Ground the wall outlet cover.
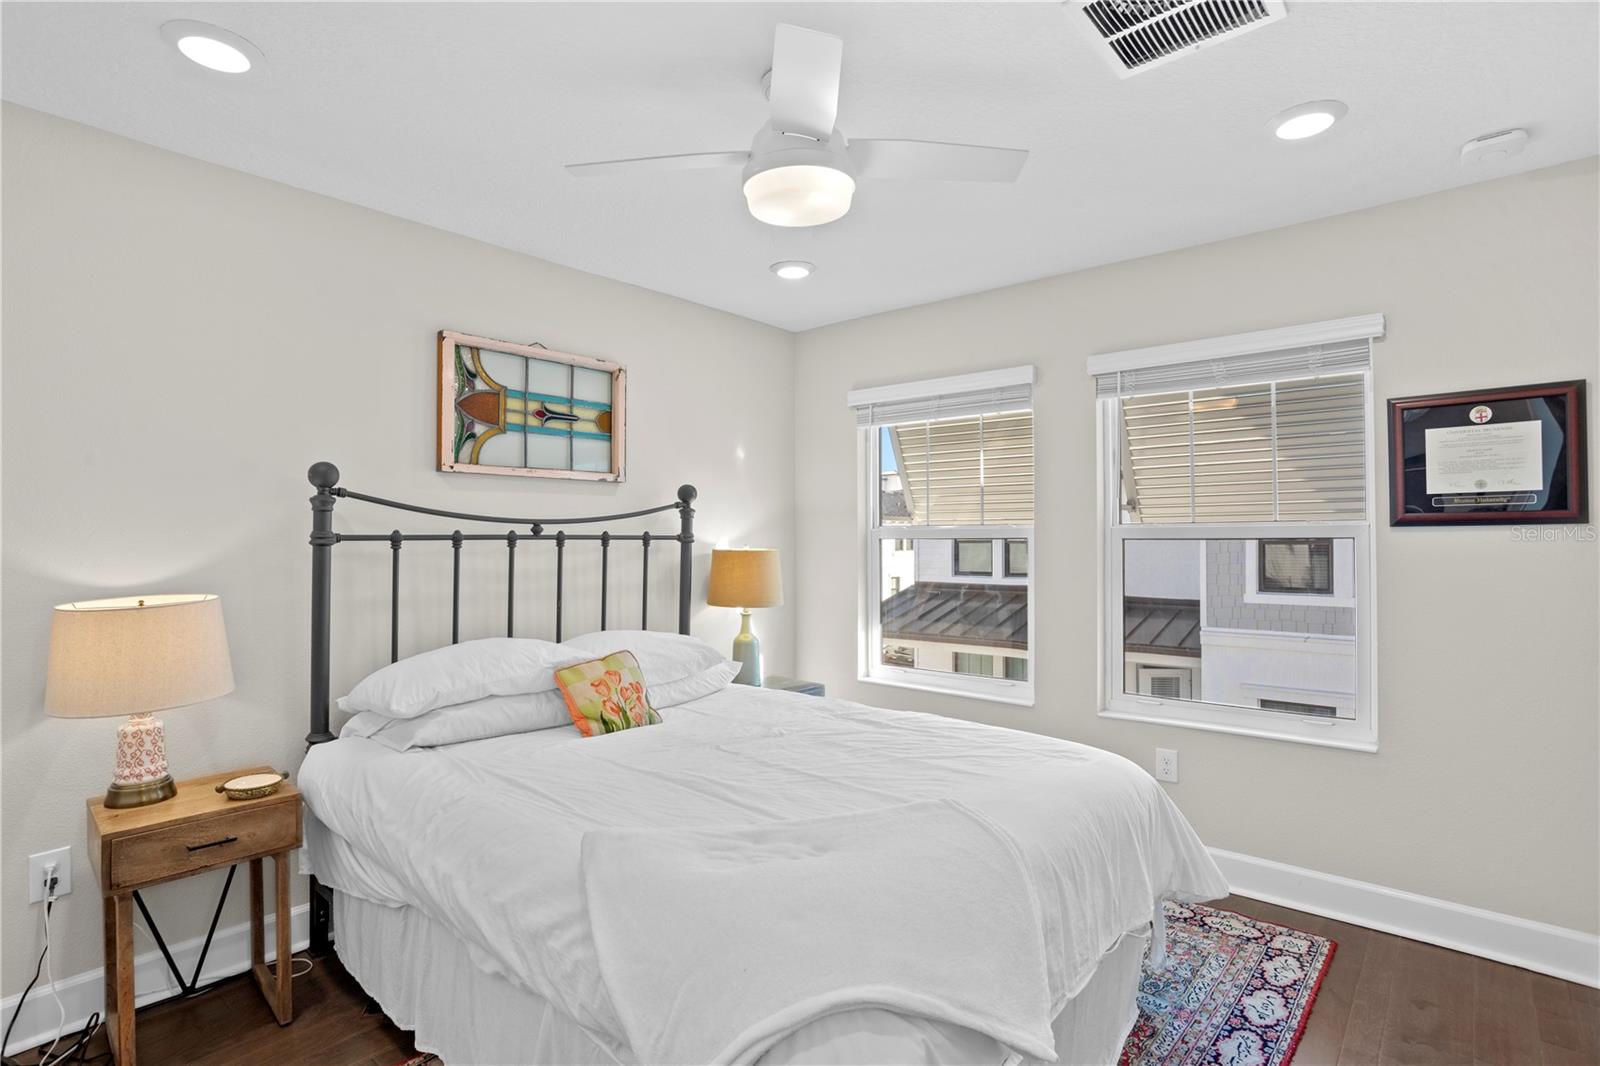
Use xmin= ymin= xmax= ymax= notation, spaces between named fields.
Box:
xmin=1155 ymin=748 xmax=1179 ymax=783
xmin=28 ymin=846 xmax=71 ymax=903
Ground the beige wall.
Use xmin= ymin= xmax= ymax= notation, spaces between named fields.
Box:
xmin=794 ymin=158 xmax=1600 ymax=934
xmin=1 ymin=105 xmax=796 ymax=994
xmin=3 ymin=100 xmax=1596 ymax=1013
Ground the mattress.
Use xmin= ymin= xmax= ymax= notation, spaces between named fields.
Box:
xmin=333 ymin=889 xmax=1151 ymax=1066
xmin=300 ymin=684 xmax=1227 ymax=1063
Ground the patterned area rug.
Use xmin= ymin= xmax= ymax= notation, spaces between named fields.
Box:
xmin=1120 ymin=902 xmax=1336 ymax=1066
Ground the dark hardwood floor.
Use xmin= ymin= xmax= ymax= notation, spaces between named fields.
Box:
xmin=18 ymin=895 xmax=1597 ymax=1065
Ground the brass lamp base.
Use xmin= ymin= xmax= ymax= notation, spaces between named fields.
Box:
xmin=105 ymin=774 xmax=176 ymax=809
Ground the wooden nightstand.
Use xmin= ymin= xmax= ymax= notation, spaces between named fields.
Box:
xmin=87 ymin=767 xmax=303 ymax=1066
xmin=763 ymin=675 xmax=826 ymax=697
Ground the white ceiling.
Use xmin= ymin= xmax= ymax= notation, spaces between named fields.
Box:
xmin=4 ymin=2 xmax=1596 ymax=331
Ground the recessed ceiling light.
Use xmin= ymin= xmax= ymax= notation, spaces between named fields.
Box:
xmin=770 ymin=260 xmax=814 ymax=281
xmin=160 ymin=20 xmax=263 ymax=75
xmin=1271 ymin=100 xmax=1348 ymax=141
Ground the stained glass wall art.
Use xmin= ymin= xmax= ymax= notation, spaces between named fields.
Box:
xmin=438 ymin=330 xmax=626 ymax=481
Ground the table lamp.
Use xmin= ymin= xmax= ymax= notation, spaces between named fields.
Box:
xmin=706 ymin=548 xmax=782 ymax=686
xmin=45 ymin=594 xmax=234 ymax=808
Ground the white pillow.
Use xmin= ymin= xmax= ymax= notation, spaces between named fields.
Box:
xmin=559 ymin=630 xmax=731 ymax=691
xmin=648 ymin=660 xmax=740 ymax=708
xmin=338 ymin=637 xmax=566 ymax=719
xmin=341 ymin=690 xmax=571 ymax=750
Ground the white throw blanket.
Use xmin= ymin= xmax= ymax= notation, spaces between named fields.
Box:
xmin=582 ymin=800 xmax=1059 ymax=1066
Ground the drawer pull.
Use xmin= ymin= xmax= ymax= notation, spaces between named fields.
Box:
xmin=186 ymin=836 xmax=238 ymax=853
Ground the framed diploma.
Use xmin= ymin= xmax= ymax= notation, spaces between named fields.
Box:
xmin=1388 ymin=380 xmax=1587 ymax=526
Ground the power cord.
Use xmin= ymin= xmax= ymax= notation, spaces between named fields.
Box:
xmin=1 ymin=868 xmax=310 ymax=1066
xmin=1 ymin=871 xmax=108 ymax=1066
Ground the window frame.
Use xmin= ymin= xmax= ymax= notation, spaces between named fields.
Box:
xmin=1004 ymin=539 xmax=1029 ymax=578
xmin=1244 ymin=537 xmax=1356 ymax=608
xmin=1096 ymin=368 xmax=1379 ymax=753
xmin=952 ymin=539 xmax=996 ymax=577
xmin=861 ymin=418 xmax=1035 ymax=707
xmin=1256 ymin=538 xmax=1333 ymax=595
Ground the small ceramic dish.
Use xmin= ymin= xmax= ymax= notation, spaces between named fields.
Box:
xmin=215 ymin=771 xmax=289 ymax=801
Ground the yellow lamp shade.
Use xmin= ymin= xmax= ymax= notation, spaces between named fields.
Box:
xmin=45 ymin=594 xmax=235 ymax=718
xmin=706 ymin=549 xmax=783 ymax=609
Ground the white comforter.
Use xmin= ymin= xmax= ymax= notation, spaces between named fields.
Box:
xmin=299 ymin=686 xmax=1227 ymax=1062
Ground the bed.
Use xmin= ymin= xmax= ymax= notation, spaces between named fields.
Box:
xmin=295 ymin=462 xmax=1228 ymax=1065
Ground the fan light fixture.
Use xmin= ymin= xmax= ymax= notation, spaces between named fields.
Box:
xmin=565 ymin=24 xmax=1030 ymax=226
xmin=160 ymin=20 xmax=263 ymax=75
xmin=743 ymin=164 xmax=854 ymax=227
xmin=1271 ymin=100 xmax=1347 ymax=141
xmin=770 ymin=260 xmax=814 ymax=280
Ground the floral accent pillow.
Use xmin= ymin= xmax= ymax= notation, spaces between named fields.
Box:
xmin=554 ymin=651 xmax=662 ymax=737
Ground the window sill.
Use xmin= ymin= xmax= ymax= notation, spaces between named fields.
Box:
xmin=859 ymin=673 xmax=1036 ymax=708
xmin=1098 ymin=703 xmax=1377 ymax=752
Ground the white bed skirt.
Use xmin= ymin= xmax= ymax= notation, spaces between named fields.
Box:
xmin=333 ymin=892 xmax=1148 ymax=1066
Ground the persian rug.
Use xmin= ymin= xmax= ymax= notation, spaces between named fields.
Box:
xmin=389 ymin=1056 xmax=439 ymax=1066
xmin=1120 ymin=902 xmax=1336 ymax=1066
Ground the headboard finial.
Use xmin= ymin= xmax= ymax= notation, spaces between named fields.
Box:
xmin=677 ymin=484 xmax=698 ymax=505
xmin=308 ymin=462 xmax=341 ymax=490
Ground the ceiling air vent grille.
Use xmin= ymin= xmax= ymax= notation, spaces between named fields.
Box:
xmin=1078 ymin=0 xmax=1286 ymax=77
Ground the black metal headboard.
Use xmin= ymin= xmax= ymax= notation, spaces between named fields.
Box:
xmin=304 ymin=461 xmax=697 ymax=747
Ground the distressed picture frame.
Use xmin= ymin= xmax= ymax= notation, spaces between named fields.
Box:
xmin=438 ymin=330 xmax=626 ymax=482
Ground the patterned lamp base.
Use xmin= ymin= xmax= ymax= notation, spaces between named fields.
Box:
xmin=105 ymin=712 xmax=177 ymax=809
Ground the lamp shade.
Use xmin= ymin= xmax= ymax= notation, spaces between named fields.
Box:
xmin=706 ymin=549 xmax=783 ymax=609
xmin=45 ymin=594 xmax=234 ymax=718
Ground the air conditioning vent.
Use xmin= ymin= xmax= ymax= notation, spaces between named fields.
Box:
xmin=1077 ymin=0 xmax=1286 ymax=77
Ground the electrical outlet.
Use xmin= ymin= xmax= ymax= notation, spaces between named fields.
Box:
xmin=28 ymin=847 xmax=71 ymax=903
xmin=1155 ymin=748 xmax=1179 ymax=783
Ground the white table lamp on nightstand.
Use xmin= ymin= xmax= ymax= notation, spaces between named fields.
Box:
xmin=45 ymin=594 xmax=234 ymax=809
xmin=706 ymin=548 xmax=782 ymax=686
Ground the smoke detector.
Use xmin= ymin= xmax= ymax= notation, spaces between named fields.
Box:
xmin=1074 ymin=0 xmax=1287 ymax=77
xmin=1461 ymin=129 xmax=1529 ymax=167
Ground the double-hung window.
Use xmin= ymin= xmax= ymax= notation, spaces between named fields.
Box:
xmin=849 ymin=367 xmax=1035 ymax=704
xmin=1092 ymin=316 xmax=1383 ymax=750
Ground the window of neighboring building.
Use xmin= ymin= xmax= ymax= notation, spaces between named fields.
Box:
xmin=953 ymin=653 xmax=995 ymax=676
xmin=1258 ymin=539 xmax=1332 ymax=594
xmin=953 ymin=540 xmax=994 ymax=576
xmin=1005 ymin=539 xmax=1029 ymax=577
xmin=1092 ymin=316 xmax=1381 ymax=751
xmin=850 ymin=367 xmax=1035 ymax=705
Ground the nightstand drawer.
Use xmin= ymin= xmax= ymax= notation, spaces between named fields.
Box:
xmin=109 ymin=802 xmax=299 ymax=890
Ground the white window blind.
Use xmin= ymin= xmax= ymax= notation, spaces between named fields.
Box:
xmin=849 ymin=366 xmax=1034 ymax=428
xmin=1118 ymin=372 xmax=1368 ymax=523
xmin=1093 ymin=337 xmax=1371 ymax=399
xmin=890 ymin=411 xmax=1035 ymax=525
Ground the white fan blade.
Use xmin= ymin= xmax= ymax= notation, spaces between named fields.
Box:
xmin=768 ymin=24 xmax=842 ymax=140
xmin=849 ymin=139 xmax=1029 ymax=183
xmin=565 ymin=151 xmax=749 ymax=178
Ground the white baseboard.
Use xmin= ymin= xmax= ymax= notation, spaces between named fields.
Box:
xmin=1211 ymin=848 xmax=1600 ymax=988
xmin=1 ymin=904 xmax=309 ymax=1057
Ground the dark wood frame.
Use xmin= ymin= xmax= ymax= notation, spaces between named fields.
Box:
xmin=301 ymin=461 xmax=696 ymax=951
xmin=1387 ymin=380 xmax=1587 ymax=526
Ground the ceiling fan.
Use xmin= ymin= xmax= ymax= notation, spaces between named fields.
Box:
xmin=565 ymin=24 xmax=1029 ymax=228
